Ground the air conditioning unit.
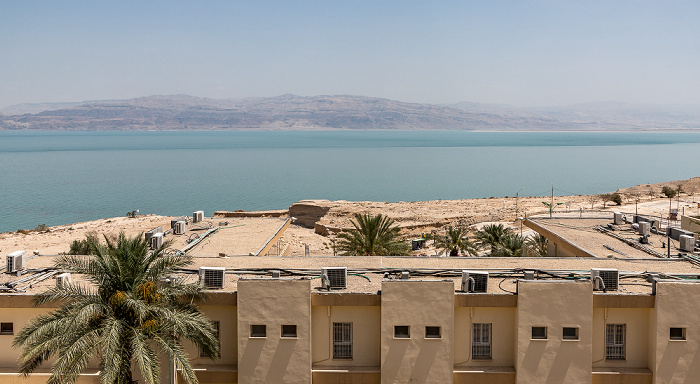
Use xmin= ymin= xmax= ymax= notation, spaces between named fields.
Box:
xmin=400 ymin=271 xmax=410 ymax=280
xmin=639 ymin=222 xmax=650 ymax=236
xmin=149 ymin=233 xmax=163 ymax=250
xmin=55 ymin=272 xmax=71 ymax=287
xmin=462 ymin=270 xmax=488 ymax=293
xmin=193 ymin=211 xmax=204 ymax=223
xmin=145 ymin=226 xmax=163 ymax=241
xmin=613 ymin=212 xmax=623 ymax=225
xmin=6 ymin=251 xmax=25 ymax=273
xmin=591 ymin=268 xmax=619 ymax=291
xmin=199 ymin=267 xmax=226 ymax=289
xmin=171 ymin=216 xmax=187 ymax=230
xmin=523 ymin=270 xmax=535 ymax=280
xmin=680 ymin=235 xmax=695 ymax=252
xmin=174 ymin=221 xmax=186 ymax=235
xmin=321 ymin=267 xmax=347 ymax=290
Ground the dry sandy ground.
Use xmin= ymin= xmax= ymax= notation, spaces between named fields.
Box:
xmin=2 ymin=178 xmax=698 ymax=257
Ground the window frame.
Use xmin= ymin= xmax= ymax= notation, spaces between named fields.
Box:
xmin=281 ymin=324 xmax=297 ymax=338
xmin=394 ymin=325 xmax=410 ymax=339
xmin=531 ymin=326 xmax=547 ymax=340
xmin=670 ymin=327 xmax=686 ymax=341
xmin=425 ymin=326 xmax=442 ymax=339
xmin=333 ymin=322 xmax=353 ymax=359
xmin=605 ymin=324 xmax=626 ymax=360
xmin=200 ymin=321 xmax=220 ymax=358
xmin=563 ymin=327 xmax=579 ymax=340
xmin=472 ymin=323 xmax=492 ymax=360
xmin=0 ymin=323 xmax=13 ymax=335
xmin=250 ymin=324 xmax=266 ymax=338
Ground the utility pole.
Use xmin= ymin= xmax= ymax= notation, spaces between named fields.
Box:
xmin=516 ymin=187 xmax=525 ymax=218
xmin=550 ymin=184 xmax=554 ymax=218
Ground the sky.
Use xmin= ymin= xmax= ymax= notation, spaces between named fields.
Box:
xmin=2 ymin=0 xmax=700 ymax=109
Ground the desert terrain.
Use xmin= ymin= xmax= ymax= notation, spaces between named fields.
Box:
xmin=1 ymin=177 xmax=699 ymax=258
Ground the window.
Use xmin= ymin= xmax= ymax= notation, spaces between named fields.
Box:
xmin=563 ymin=327 xmax=579 ymax=340
xmin=425 ymin=326 xmax=441 ymax=339
xmin=394 ymin=326 xmax=410 ymax=338
xmin=250 ymin=324 xmax=266 ymax=338
xmin=670 ymin=327 xmax=686 ymax=341
xmin=531 ymin=326 xmax=547 ymax=340
xmin=606 ymin=324 xmax=626 ymax=360
xmin=333 ymin=322 xmax=353 ymax=359
xmin=281 ymin=324 xmax=297 ymax=338
xmin=472 ymin=323 xmax=492 ymax=359
xmin=200 ymin=321 xmax=219 ymax=358
xmin=0 ymin=323 xmax=13 ymax=335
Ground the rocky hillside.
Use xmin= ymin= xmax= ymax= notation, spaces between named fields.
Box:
xmin=2 ymin=94 xmax=700 ymax=131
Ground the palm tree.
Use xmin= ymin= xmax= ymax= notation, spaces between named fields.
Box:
xmin=525 ymin=234 xmax=549 ymax=256
xmin=475 ymin=224 xmax=513 ymax=254
xmin=492 ymin=233 xmax=524 ymax=257
xmin=433 ymin=226 xmax=477 ymax=256
xmin=336 ymin=213 xmax=411 ymax=256
xmin=14 ymin=233 xmax=220 ymax=384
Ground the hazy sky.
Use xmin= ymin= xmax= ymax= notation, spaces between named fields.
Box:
xmin=2 ymin=1 xmax=700 ymax=108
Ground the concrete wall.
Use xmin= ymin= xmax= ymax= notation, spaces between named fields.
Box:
xmin=516 ymin=280 xmax=593 ymax=384
xmin=381 ymin=280 xmax=454 ymax=384
xmin=592 ymin=308 xmax=650 ymax=369
xmin=652 ymin=282 xmax=700 ymax=383
xmin=311 ymin=305 xmax=381 ymax=368
xmin=681 ymin=215 xmax=700 ymax=241
xmin=454 ymin=307 xmax=516 ymax=367
xmin=237 ymin=278 xmax=311 ymax=384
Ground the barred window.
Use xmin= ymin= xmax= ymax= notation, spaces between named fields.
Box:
xmin=333 ymin=322 xmax=353 ymax=359
xmin=200 ymin=321 xmax=220 ymax=358
xmin=472 ymin=323 xmax=492 ymax=359
xmin=606 ymin=324 xmax=626 ymax=360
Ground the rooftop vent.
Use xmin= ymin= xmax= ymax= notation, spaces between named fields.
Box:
xmin=462 ymin=270 xmax=488 ymax=293
xmin=199 ymin=267 xmax=225 ymax=289
xmin=321 ymin=267 xmax=347 ymax=290
xmin=6 ymin=251 xmax=25 ymax=273
xmin=591 ymin=268 xmax=619 ymax=291
xmin=193 ymin=211 xmax=204 ymax=223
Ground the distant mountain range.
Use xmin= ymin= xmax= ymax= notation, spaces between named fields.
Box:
xmin=2 ymin=94 xmax=700 ymax=131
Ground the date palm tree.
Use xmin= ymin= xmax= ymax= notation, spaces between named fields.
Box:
xmin=433 ymin=226 xmax=477 ymax=256
xmin=525 ymin=233 xmax=549 ymax=256
xmin=13 ymin=233 xmax=219 ymax=384
xmin=475 ymin=223 xmax=513 ymax=255
xmin=492 ymin=233 xmax=524 ymax=257
xmin=336 ymin=213 xmax=411 ymax=256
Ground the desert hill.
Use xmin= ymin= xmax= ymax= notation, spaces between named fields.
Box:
xmin=2 ymin=94 xmax=700 ymax=131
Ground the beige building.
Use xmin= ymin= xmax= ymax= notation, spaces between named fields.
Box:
xmin=2 ymin=215 xmax=700 ymax=383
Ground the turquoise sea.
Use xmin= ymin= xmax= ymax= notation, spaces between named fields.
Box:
xmin=1 ymin=130 xmax=699 ymax=233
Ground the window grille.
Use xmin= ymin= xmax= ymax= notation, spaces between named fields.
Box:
xmin=472 ymin=323 xmax=492 ymax=359
xmin=606 ymin=324 xmax=625 ymax=360
xmin=200 ymin=321 xmax=219 ymax=358
xmin=333 ymin=322 xmax=353 ymax=359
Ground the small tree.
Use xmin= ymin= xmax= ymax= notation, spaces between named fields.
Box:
xmin=662 ymin=186 xmax=677 ymax=199
xmin=336 ymin=213 xmax=411 ymax=256
xmin=433 ymin=226 xmax=477 ymax=256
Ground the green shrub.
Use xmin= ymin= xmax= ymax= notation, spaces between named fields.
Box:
xmin=662 ymin=186 xmax=677 ymax=198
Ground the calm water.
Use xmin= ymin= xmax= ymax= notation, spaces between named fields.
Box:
xmin=1 ymin=130 xmax=699 ymax=233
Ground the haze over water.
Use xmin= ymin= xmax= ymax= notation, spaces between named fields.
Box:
xmin=1 ymin=130 xmax=699 ymax=233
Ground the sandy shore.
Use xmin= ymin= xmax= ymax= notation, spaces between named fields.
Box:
xmin=2 ymin=177 xmax=698 ymax=257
